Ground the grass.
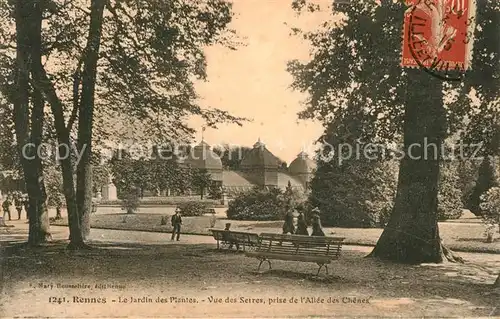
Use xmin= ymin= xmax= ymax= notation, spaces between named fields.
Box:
xmin=50 ymin=213 xmax=500 ymax=253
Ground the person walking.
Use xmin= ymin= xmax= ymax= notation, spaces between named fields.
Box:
xmin=295 ymin=211 xmax=309 ymax=236
xmin=2 ymin=195 xmax=12 ymax=221
xmin=23 ymin=194 xmax=29 ymax=220
xmin=311 ymin=207 xmax=325 ymax=237
xmin=171 ymin=207 xmax=182 ymax=241
xmin=14 ymin=193 xmax=23 ymax=220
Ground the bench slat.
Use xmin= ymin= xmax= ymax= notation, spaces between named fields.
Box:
xmin=246 ymin=252 xmax=335 ymax=263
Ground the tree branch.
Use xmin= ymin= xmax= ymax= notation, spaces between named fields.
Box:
xmin=67 ymin=54 xmax=85 ymax=132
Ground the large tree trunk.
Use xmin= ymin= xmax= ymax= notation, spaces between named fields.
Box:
xmin=369 ymin=70 xmax=461 ymax=264
xmin=76 ymin=0 xmax=106 ymax=240
xmin=29 ymin=0 xmax=51 ymax=242
xmin=13 ymin=0 xmax=51 ymax=245
xmin=31 ymin=57 xmax=85 ymax=249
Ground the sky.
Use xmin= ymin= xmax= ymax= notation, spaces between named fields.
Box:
xmin=190 ymin=0 xmax=331 ymax=164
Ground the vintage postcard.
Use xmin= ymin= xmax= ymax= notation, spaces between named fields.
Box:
xmin=0 ymin=0 xmax=499 ymax=318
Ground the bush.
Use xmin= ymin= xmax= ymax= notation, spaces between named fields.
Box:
xmin=226 ymin=187 xmax=286 ymax=221
xmin=480 ymin=187 xmax=500 ymax=242
xmin=309 ymin=159 xmax=397 ymax=228
xmin=468 ymin=156 xmax=498 ymax=216
xmin=177 ymin=202 xmax=208 ymax=217
xmin=121 ymin=187 xmax=140 ymax=214
xmin=207 ymin=184 xmax=222 ymax=200
xmin=437 ymin=161 xmax=464 ymax=221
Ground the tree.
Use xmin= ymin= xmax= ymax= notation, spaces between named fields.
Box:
xmin=75 ymin=0 xmax=106 ymax=241
xmin=213 ymin=144 xmax=252 ymax=169
xmin=9 ymin=0 xmax=52 ymax=244
xmin=480 ymin=186 xmax=500 ymax=242
xmin=460 ymin=0 xmax=500 ymax=215
xmin=307 ymin=110 xmax=398 ymax=228
xmin=213 ymin=144 xmax=287 ymax=169
xmin=457 ymin=159 xmax=481 ymax=210
xmin=1 ymin=0 xmax=245 ymax=248
xmin=288 ymin=0 xmax=498 ymax=262
xmin=437 ymin=161 xmax=464 ymax=221
xmin=190 ymin=168 xmax=212 ymax=199
xmin=469 ymin=156 xmax=499 ymax=216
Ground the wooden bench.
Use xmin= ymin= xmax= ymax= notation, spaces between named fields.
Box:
xmin=245 ymin=233 xmax=345 ymax=275
xmin=209 ymin=229 xmax=259 ymax=251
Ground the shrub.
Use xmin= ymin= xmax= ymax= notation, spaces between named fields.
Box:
xmin=226 ymin=187 xmax=286 ymax=221
xmin=309 ymin=159 xmax=397 ymax=228
xmin=480 ymin=187 xmax=500 ymax=242
xmin=207 ymin=184 xmax=222 ymax=200
xmin=437 ymin=161 xmax=464 ymax=221
xmin=468 ymin=156 xmax=498 ymax=216
xmin=121 ymin=187 xmax=140 ymax=214
xmin=177 ymin=202 xmax=207 ymax=217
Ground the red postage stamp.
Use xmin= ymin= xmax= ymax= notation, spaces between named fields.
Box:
xmin=401 ymin=0 xmax=476 ymax=73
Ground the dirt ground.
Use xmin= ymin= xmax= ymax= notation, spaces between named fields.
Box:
xmin=1 ymin=223 xmax=499 ymax=318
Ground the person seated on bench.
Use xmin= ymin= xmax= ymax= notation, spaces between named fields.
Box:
xmin=311 ymin=207 xmax=325 ymax=237
xmin=223 ymin=223 xmax=240 ymax=250
xmin=295 ymin=211 xmax=309 ymax=236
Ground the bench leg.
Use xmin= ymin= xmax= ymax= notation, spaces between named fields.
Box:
xmin=317 ymin=264 xmax=328 ymax=276
xmin=257 ymin=259 xmax=272 ymax=271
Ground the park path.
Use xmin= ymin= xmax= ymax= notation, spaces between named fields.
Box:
xmin=2 ymin=220 xmax=499 ymax=266
xmin=0 ymin=220 xmax=372 ymax=253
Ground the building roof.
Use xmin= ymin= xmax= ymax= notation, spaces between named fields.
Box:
xmin=222 ymin=171 xmax=254 ymax=187
xmin=240 ymin=138 xmax=280 ymax=169
xmin=185 ymin=141 xmax=223 ymax=170
xmin=221 ymin=171 xmax=255 ymax=195
xmin=289 ymin=151 xmax=316 ymax=174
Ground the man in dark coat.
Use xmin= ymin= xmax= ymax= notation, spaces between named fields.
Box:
xmin=171 ymin=207 xmax=182 ymax=241
xmin=14 ymin=193 xmax=23 ymax=220
xmin=2 ymin=195 xmax=12 ymax=221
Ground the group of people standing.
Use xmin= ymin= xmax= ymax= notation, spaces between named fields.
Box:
xmin=282 ymin=205 xmax=325 ymax=237
xmin=1 ymin=192 xmax=29 ymax=221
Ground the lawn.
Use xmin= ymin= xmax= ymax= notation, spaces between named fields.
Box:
xmin=1 ymin=231 xmax=499 ymax=318
xmin=50 ymin=213 xmax=500 ymax=253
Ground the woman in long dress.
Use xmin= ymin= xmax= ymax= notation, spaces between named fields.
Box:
xmin=295 ymin=212 xmax=309 ymax=236
xmin=311 ymin=207 xmax=325 ymax=237
xmin=282 ymin=208 xmax=295 ymax=235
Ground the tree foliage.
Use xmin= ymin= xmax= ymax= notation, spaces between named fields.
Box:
xmin=480 ymin=186 xmax=500 ymax=241
xmin=190 ymin=168 xmax=212 ymax=199
xmin=227 ymin=187 xmax=287 ymax=221
xmin=469 ymin=156 xmax=499 ymax=216
xmin=288 ymin=0 xmax=498 ymax=263
xmin=438 ymin=161 xmax=464 ymax=221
